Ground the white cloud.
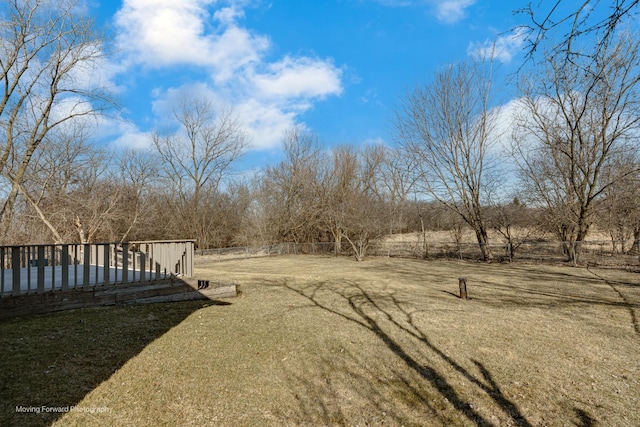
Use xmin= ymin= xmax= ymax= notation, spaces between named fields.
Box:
xmin=433 ymin=0 xmax=476 ymax=24
xmin=110 ymin=127 xmax=155 ymax=150
xmin=149 ymin=83 xmax=306 ymax=151
xmin=114 ymin=0 xmax=269 ymax=78
xmin=94 ymin=114 xmax=155 ymax=150
xmin=372 ymin=0 xmax=475 ymax=23
xmin=150 ymin=83 xmax=226 ymax=123
xmin=112 ymin=0 xmax=343 ymax=151
xmin=468 ymin=27 xmax=529 ymax=64
xmin=68 ymin=53 xmax=127 ymax=97
xmin=251 ymin=56 xmax=343 ymax=99
xmin=236 ymin=99 xmax=300 ymax=149
xmin=213 ymin=5 xmax=245 ymax=25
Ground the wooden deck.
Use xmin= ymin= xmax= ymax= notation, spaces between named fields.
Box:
xmin=0 ymin=240 xmax=238 ymax=318
xmin=0 ymin=240 xmax=195 ymax=297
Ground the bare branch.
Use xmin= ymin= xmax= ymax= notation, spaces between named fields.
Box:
xmin=0 ymin=0 xmax=116 ymax=239
xmin=394 ymin=58 xmax=500 ymax=260
xmin=512 ymin=31 xmax=640 ymax=263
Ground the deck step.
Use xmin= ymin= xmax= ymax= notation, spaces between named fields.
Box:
xmin=0 ymin=279 xmax=236 ymax=319
xmin=130 ymin=285 xmax=237 ymax=304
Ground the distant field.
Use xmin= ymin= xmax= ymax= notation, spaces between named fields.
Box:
xmin=1 ymin=256 xmax=639 ymax=426
xmin=381 ymin=228 xmax=613 ymax=244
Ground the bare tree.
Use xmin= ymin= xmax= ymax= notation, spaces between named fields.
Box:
xmin=320 ymin=145 xmax=388 ymax=261
xmin=487 ymin=197 xmax=540 ymax=261
xmin=597 ymin=159 xmax=640 ymax=253
xmin=256 ymin=131 xmax=390 ymax=260
xmin=394 ymin=59 xmax=501 ymax=260
xmin=258 ymin=127 xmax=323 ymax=244
xmin=370 ymin=145 xmax=417 ymax=235
xmin=519 ymin=0 xmax=639 ymax=64
xmin=512 ymin=32 xmax=640 ymax=264
xmin=0 ymin=0 xmax=114 ymax=240
xmin=152 ymin=95 xmax=247 ymax=248
xmin=0 ymin=122 xmax=121 ymax=244
xmin=114 ymin=149 xmax=161 ymax=242
xmin=319 ymin=145 xmax=357 ymax=254
xmin=11 ymin=126 xmax=91 ymax=243
xmin=229 ymin=179 xmax=262 ymax=247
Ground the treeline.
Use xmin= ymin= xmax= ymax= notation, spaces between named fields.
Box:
xmin=5 ymin=122 xmax=639 ymax=264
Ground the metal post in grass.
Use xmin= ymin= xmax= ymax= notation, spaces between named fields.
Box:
xmin=458 ymin=277 xmax=468 ymax=299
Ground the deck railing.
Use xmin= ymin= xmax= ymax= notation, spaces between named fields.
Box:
xmin=0 ymin=240 xmax=195 ymax=297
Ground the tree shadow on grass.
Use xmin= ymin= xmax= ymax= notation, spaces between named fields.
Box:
xmin=459 ymin=267 xmax=640 ymax=340
xmin=0 ymin=299 xmax=216 ymax=427
xmin=280 ymin=279 xmax=534 ymax=426
xmin=586 ymin=266 xmax=640 ymax=338
xmin=280 ymin=343 xmax=451 ymax=426
xmin=574 ymin=408 xmax=597 ymax=427
xmin=370 ymin=259 xmax=640 ymax=339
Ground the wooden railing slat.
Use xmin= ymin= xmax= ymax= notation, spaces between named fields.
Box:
xmin=0 ymin=240 xmax=194 ymax=297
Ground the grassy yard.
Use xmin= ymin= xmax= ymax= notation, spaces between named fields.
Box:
xmin=1 ymin=255 xmax=639 ymax=426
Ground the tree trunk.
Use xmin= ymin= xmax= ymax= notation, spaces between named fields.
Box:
xmin=0 ymin=185 xmax=20 ymax=241
xmin=474 ymin=226 xmax=493 ymax=261
xmin=75 ymin=216 xmax=88 ymax=244
xmin=558 ymin=224 xmax=575 ymax=261
xmin=333 ymin=227 xmax=343 ymax=255
xmin=342 ymin=232 xmax=367 ymax=262
xmin=418 ymin=208 xmax=429 ymax=259
xmin=566 ymin=222 xmax=590 ymax=266
xmin=14 ymin=182 xmax=63 ymax=244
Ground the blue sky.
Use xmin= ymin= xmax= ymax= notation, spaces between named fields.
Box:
xmin=91 ymin=0 xmax=530 ymax=169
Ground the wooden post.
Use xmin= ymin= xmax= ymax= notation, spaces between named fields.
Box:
xmin=37 ymin=245 xmax=45 ymax=293
xmin=122 ymin=243 xmax=129 ymax=284
xmin=83 ymin=244 xmax=91 ymax=288
xmin=12 ymin=246 xmax=21 ymax=296
xmin=61 ymin=245 xmax=69 ymax=292
xmin=140 ymin=252 xmax=146 ymax=282
xmin=458 ymin=277 xmax=468 ymax=299
xmin=103 ymin=244 xmax=111 ymax=285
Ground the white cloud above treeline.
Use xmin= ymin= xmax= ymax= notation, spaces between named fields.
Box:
xmin=467 ymin=27 xmax=528 ymax=64
xmin=112 ymin=0 xmax=344 ymax=150
xmin=372 ymin=0 xmax=476 ymax=23
xmin=433 ymin=0 xmax=476 ymax=24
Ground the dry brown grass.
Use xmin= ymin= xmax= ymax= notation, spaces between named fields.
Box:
xmin=2 ymin=255 xmax=639 ymax=426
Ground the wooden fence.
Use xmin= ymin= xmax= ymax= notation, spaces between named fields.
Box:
xmin=0 ymin=240 xmax=195 ymax=297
